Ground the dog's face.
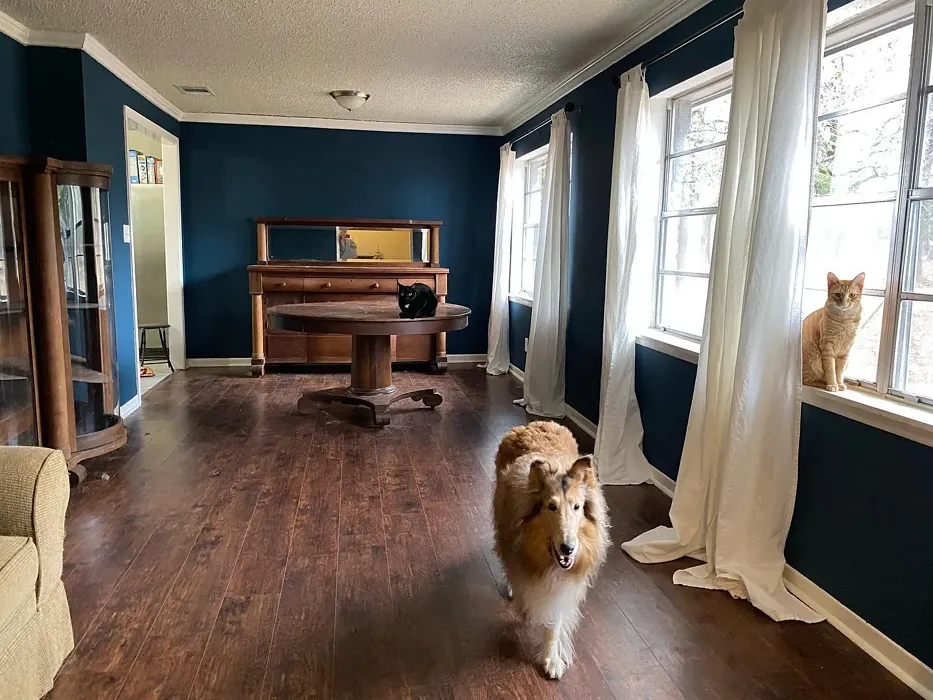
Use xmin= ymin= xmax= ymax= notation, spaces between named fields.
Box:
xmin=528 ymin=456 xmax=595 ymax=570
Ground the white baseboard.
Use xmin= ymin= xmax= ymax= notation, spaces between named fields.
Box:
xmin=566 ymin=405 xmax=597 ymax=438
xmin=447 ymin=354 xmax=486 ymax=364
xmin=506 ymin=363 xmax=599 ymax=440
xmin=649 ymin=466 xmax=676 ymax=497
xmin=187 ymin=358 xmax=252 ymax=367
xmin=644 ymin=471 xmax=933 ymax=698
xmin=784 ymin=567 xmax=933 ymax=699
xmin=120 ymin=394 xmax=141 ymax=418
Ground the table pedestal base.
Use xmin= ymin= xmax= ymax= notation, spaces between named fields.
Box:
xmin=297 ymin=334 xmax=443 ymax=426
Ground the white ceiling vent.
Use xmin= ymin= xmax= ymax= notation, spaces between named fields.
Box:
xmin=175 ymin=85 xmax=215 ymax=96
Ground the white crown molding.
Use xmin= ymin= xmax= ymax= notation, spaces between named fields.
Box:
xmin=0 ymin=10 xmax=29 ymax=43
xmin=82 ymin=34 xmax=184 ymax=120
xmin=501 ymin=0 xmax=714 ymax=134
xmin=181 ymin=111 xmax=503 ymax=136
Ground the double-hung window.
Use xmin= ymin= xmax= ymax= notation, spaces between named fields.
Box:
xmin=805 ymin=0 xmax=932 ymax=405
xmin=652 ymin=0 xmax=933 ymax=408
xmin=654 ymin=81 xmax=732 ymax=340
xmin=511 ymin=147 xmax=548 ymax=301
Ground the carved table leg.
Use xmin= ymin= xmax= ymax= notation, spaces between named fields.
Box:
xmin=297 ymin=334 xmax=445 ymax=426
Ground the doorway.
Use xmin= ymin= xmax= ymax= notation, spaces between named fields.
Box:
xmin=123 ymin=107 xmax=186 ymax=400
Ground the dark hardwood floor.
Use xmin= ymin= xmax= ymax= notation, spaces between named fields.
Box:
xmin=48 ymin=367 xmax=917 ymax=699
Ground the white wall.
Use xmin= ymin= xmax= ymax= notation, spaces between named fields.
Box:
xmin=128 ymin=130 xmax=168 ymax=325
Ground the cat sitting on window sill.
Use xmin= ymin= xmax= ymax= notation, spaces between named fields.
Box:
xmin=802 ymin=271 xmax=865 ymax=392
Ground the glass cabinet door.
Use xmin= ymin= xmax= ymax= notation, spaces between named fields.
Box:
xmin=58 ymin=183 xmax=120 ymax=437
xmin=0 ymin=178 xmax=38 ymax=446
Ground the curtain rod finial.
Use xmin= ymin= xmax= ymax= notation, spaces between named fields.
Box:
xmin=564 ymin=102 xmax=576 ymax=113
xmin=612 ymin=75 xmax=622 ymax=88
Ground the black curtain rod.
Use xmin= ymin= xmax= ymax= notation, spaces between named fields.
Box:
xmin=511 ymin=102 xmax=576 ymax=143
xmin=612 ymin=8 xmax=743 ymax=88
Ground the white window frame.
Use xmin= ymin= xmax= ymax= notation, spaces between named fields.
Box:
xmin=652 ymin=76 xmax=733 ymax=343
xmin=637 ymin=0 xmax=933 ymax=445
xmin=509 ymin=145 xmax=548 ymax=306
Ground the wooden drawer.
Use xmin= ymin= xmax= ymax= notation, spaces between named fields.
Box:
xmin=305 ymin=277 xmax=396 ymax=294
xmin=397 ymin=278 xmax=435 ymax=289
xmin=307 ymin=334 xmax=352 ymax=363
xmin=395 ymin=334 xmax=433 ymax=362
xmin=266 ymin=334 xmax=308 ymax=362
xmin=263 ymin=276 xmax=304 ymax=292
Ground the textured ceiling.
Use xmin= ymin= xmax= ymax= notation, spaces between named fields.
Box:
xmin=2 ymin=0 xmax=669 ymax=127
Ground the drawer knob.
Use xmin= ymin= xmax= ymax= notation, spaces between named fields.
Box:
xmin=372 ymin=282 xmax=380 ymax=289
xmin=323 ymin=282 xmax=332 ymax=288
xmin=279 ymin=281 xmax=287 ymax=287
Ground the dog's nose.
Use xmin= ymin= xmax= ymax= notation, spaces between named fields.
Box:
xmin=559 ymin=543 xmax=575 ymax=557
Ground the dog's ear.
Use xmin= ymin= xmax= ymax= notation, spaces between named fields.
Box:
xmin=528 ymin=459 xmax=550 ymax=492
xmin=569 ymin=456 xmax=596 ymax=486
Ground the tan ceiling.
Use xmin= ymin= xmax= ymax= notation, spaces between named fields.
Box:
xmin=2 ymin=0 xmax=682 ymax=128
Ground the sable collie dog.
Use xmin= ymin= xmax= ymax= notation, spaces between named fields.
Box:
xmin=493 ymin=421 xmax=609 ymax=680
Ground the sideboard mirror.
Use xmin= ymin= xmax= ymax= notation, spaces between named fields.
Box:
xmin=255 ymin=218 xmax=440 ymax=267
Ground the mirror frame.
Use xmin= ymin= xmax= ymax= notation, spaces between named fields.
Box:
xmin=254 ymin=217 xmax=441 ymax=267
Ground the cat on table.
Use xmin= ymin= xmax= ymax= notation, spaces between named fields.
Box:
xmin=802 ymin=271 xmax=865 ymax=392
xmin=397 ymin=282 xmax=438 ymax=319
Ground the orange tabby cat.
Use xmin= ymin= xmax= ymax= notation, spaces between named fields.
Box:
xmin=802 ymin=272 xmax=865 ymax=392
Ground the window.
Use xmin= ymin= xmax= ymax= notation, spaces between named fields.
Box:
xmin=511 ymin=147 xmax=548 ymax=300
xmin=654 ymin=81 xmax=732 ymax=339
xmin=805 ymin=0 xmax=932 ymax=406
xmin=651 ymin=0 xmax=933 ymax=407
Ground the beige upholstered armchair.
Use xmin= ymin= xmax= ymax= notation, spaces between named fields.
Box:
xmin=0 ymin=447 xmax=74 ymax=699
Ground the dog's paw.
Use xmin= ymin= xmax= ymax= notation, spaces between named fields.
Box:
xmin=538 ymin=649 xmax=567 ymax=680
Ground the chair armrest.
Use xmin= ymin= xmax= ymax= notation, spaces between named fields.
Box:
xmin=0 ymin=447 xmax=70 ymax=602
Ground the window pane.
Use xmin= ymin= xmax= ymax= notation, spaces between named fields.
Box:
xmin=524 ymin=191 xmax=541 ymax=226
xmin=819 ymin=25 xmax=913 ymax=116
xmin=662 ymin=215 xmax=715 ymax=274
xmin=666 ymin=146 xmax=726 ymax=211
xmin=521 ymin=257 xmax=535 ymax=295
xmin=814 ymin=100 xmax=905 ymax=198
xmin=893 ymin=300 xmax=933 ymax=400
xmin=914 ymin=94 xmax=933 ymax=187
xmin=805 ymin=202 xmax=894 ymax=291
xmin=802 ymin=291 xmax=883 ymax=384
xmin=526 ymin=158 xmax=546 ymax=191
xmin=658 ymin=275 xmax=709 ymax=338
xmin=903 ymin=200 xmax=933 ymax=294
xmin=670 ymin=92 xmax=731 ymax=153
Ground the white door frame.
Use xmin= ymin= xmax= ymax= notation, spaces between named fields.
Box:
xmin=123 ymin=106 xmax=187 ymax=407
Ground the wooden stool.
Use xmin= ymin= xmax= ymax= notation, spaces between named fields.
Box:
xmin=138 ymin=324 xmax=174 ymax=372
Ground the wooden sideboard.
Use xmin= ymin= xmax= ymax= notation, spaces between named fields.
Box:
xmin=248 ymin=218 xmax=449 ymax=376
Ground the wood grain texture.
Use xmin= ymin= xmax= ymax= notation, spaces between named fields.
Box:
xmin=43 ymin=367 xmax=921 ymax=700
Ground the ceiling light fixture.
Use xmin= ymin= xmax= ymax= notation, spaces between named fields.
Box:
xmin=330 ymin=90 xmax=371 ymax=112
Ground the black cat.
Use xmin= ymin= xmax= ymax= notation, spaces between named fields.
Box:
xmin=397 ymin=282 xmax=438 ymax=319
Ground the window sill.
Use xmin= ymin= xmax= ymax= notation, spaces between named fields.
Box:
xmin=801 ymin=386 xmax=933 ymax=449
xmin=634 ymin=330 xmax=933 ymax=449
xmin=509 ymin=294 xmax=533 ymax=308
xmin=635 ymin=329 xmax=700 ymax=364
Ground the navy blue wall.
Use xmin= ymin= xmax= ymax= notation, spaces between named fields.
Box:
xmin=504 ymin=0 xmax=748 ymax=422
xmin=503 ymin=0 xmax=933 ymax=673
xmin=508 ymin=301 xmax=531 ymax=371
xmin=26 ymin=47 xmax=87 ymax=160
xmin=179 ymin=122 xmax=499 ymax=359
xmin=4 ymin=44 xmax=180 ymax=406
xmin=0 ymin=33 xmax=29 ymax=155
xmin=789 ymin=405 xmax=933 ymax=667
xmin=81 ymin=54 xmax=180 ymax=406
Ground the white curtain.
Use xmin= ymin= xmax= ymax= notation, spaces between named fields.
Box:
xmin=594 ymin=66 xmax=662 ymax=486
xmin=517 ymin=111 xmax=571 ymax=418
xmin=622 ymin=0 xmax=826 ymax=623
xmin=482 ymin=143 xmax=516 ymax=375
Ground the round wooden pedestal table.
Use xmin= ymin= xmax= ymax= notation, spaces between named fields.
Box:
xmin=267 ymin=301 xmax=471 ymax=426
